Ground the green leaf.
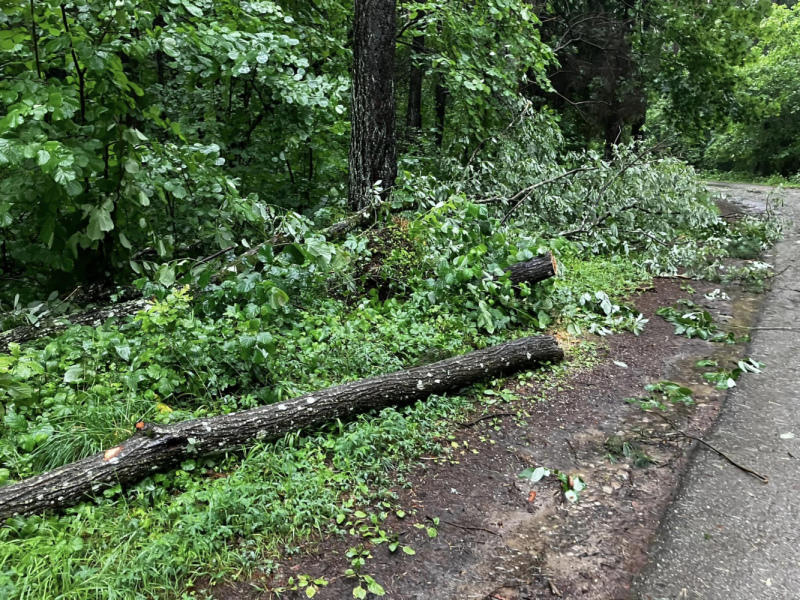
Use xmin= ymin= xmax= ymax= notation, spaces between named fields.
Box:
xmin=63 ymin=364 xmax=83 ymax=383
xmin=519 ymin=466 xmax=549 ymax=482
xmin=402 ymin=545 xmax=416 ymax=555
xmin=158 ymin=266 xmax=176 ymax=287
xmin=4 ymin=412 xmax=28 ymax=432
xmin=0 ymin=374 xmax=33 ymax=401
xmin=268 ymin=287 xmax=289 ymax=310
xmin=124 ymin=158 xmax=140 ymax=174
xmin=305 ymin=238 xmax=333 ymax=265
xmin=353 ymin=585 xmax=366 ymax=599
xmin=365 ymin=577 xmax=385 ymax=596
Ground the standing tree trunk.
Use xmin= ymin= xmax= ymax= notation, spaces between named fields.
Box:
xmin=631 ymin=113 xmax=646 ymax=141
xmin=434 ymin=75 xmax=447 ymax=148
xmin=405 ymin=34 xmax=424 ymax=138
xmin=603 ymin=111 xmax=623 ymax=159
xmin=348 ymin=0 xmax=398 ymax=211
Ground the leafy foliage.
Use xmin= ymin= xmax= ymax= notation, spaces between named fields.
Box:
xmin=656 ymin=300 xmax=730 ymax=341
xmin=696 ymin=357 xmax=764 ymax=390
xmin=626 ymin=381 xmax=695 ymax=411
xmin=703 ymin=4 xmax=800 ymax=177
xmin=518 ymin=465 xmax=587 ymax=503
xmin=0 ymin=0 xmax=787 ymax=597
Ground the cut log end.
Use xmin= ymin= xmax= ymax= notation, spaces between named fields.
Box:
xmin=508 ymin=252 xmax=558 ymax=286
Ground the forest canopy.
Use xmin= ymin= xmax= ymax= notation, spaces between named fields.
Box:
xmin=0 ymin=0 xmax=787 ymax=292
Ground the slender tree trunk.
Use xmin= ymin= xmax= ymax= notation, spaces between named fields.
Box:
xmin=348 ymin=0 xmax=398 ymax=210
xmin=405 ymin=34 xmax=425 ymax=139
xmin=603 ymin=112 xmax=623 ymax=159
xmin=29 ymin=0 xmax=42 ymax=79
xmin=60 ymin=5 xmax=86 ymax=123
xmin=434 ymin=76 xmax=447 ymax=148
xmin=631 ymin=113 xmax=646 ymax=141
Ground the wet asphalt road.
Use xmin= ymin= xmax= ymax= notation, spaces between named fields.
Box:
xmin=636 ymin=183 xmax=800 ymax=600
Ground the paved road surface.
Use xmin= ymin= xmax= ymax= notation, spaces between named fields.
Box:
xmin=636 ymin=183 xmax=800 ymax=599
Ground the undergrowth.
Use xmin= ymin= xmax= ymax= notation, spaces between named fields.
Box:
xmin=0 ymin=132 xmax=784 ymax=598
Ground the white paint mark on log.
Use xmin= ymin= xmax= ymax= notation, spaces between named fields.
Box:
xmin=416 ymin=380 xmax=424 ymax=390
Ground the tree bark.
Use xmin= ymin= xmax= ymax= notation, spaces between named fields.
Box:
xmin=348 ymin=0 xmax=398 ymax=210
xmin=0 ymin=335 xmax=563 ymax=519
xmin=405 ymin=34 xmax=425 ymax=138
xmin=434 ymin=75 xmax=447 ymax=148
xmin=508 ymin=253 xmax=558 ymax=286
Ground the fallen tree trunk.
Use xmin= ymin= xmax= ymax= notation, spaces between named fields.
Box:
xmin=0 ymin=298 xmax=153 ymax=352
xmin=0 ymin=212 xmax=373 ymax=353
xmin=0 ymin=335 xmax=563 ymax=519
xmin=507 ymin=253 xmax=557 ymax=286
xmin=1 ymin=238 xmax=555 ymax=354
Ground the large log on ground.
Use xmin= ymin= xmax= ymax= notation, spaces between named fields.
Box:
xmin=0 ymin=336 xmax=563 ymax=519
xmin=507 ymin=253 xmax=557 ymax=286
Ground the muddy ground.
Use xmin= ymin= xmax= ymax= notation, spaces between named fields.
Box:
xmin=212 ymin=188 xmax=769 ymax=600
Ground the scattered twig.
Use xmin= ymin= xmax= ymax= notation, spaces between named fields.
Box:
xmin=196 ymin=245 xmax=236 ymax=265
xmin=653 ymin=413 xmax=768 ymax=483
xmin=459 ymin=412 xmax=514 ymax=428
xmin=426 ymin=515 xmax=499 ymax=536
xmin=766 ymin=263 xmax=794 ymax=280
xmin=547 ymin=578 xmax=563 ymax=597
xmin=565 ymin=438 xmax=580 ymax=464
xmin=654 ymin=274 xmax=693 ymax=280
